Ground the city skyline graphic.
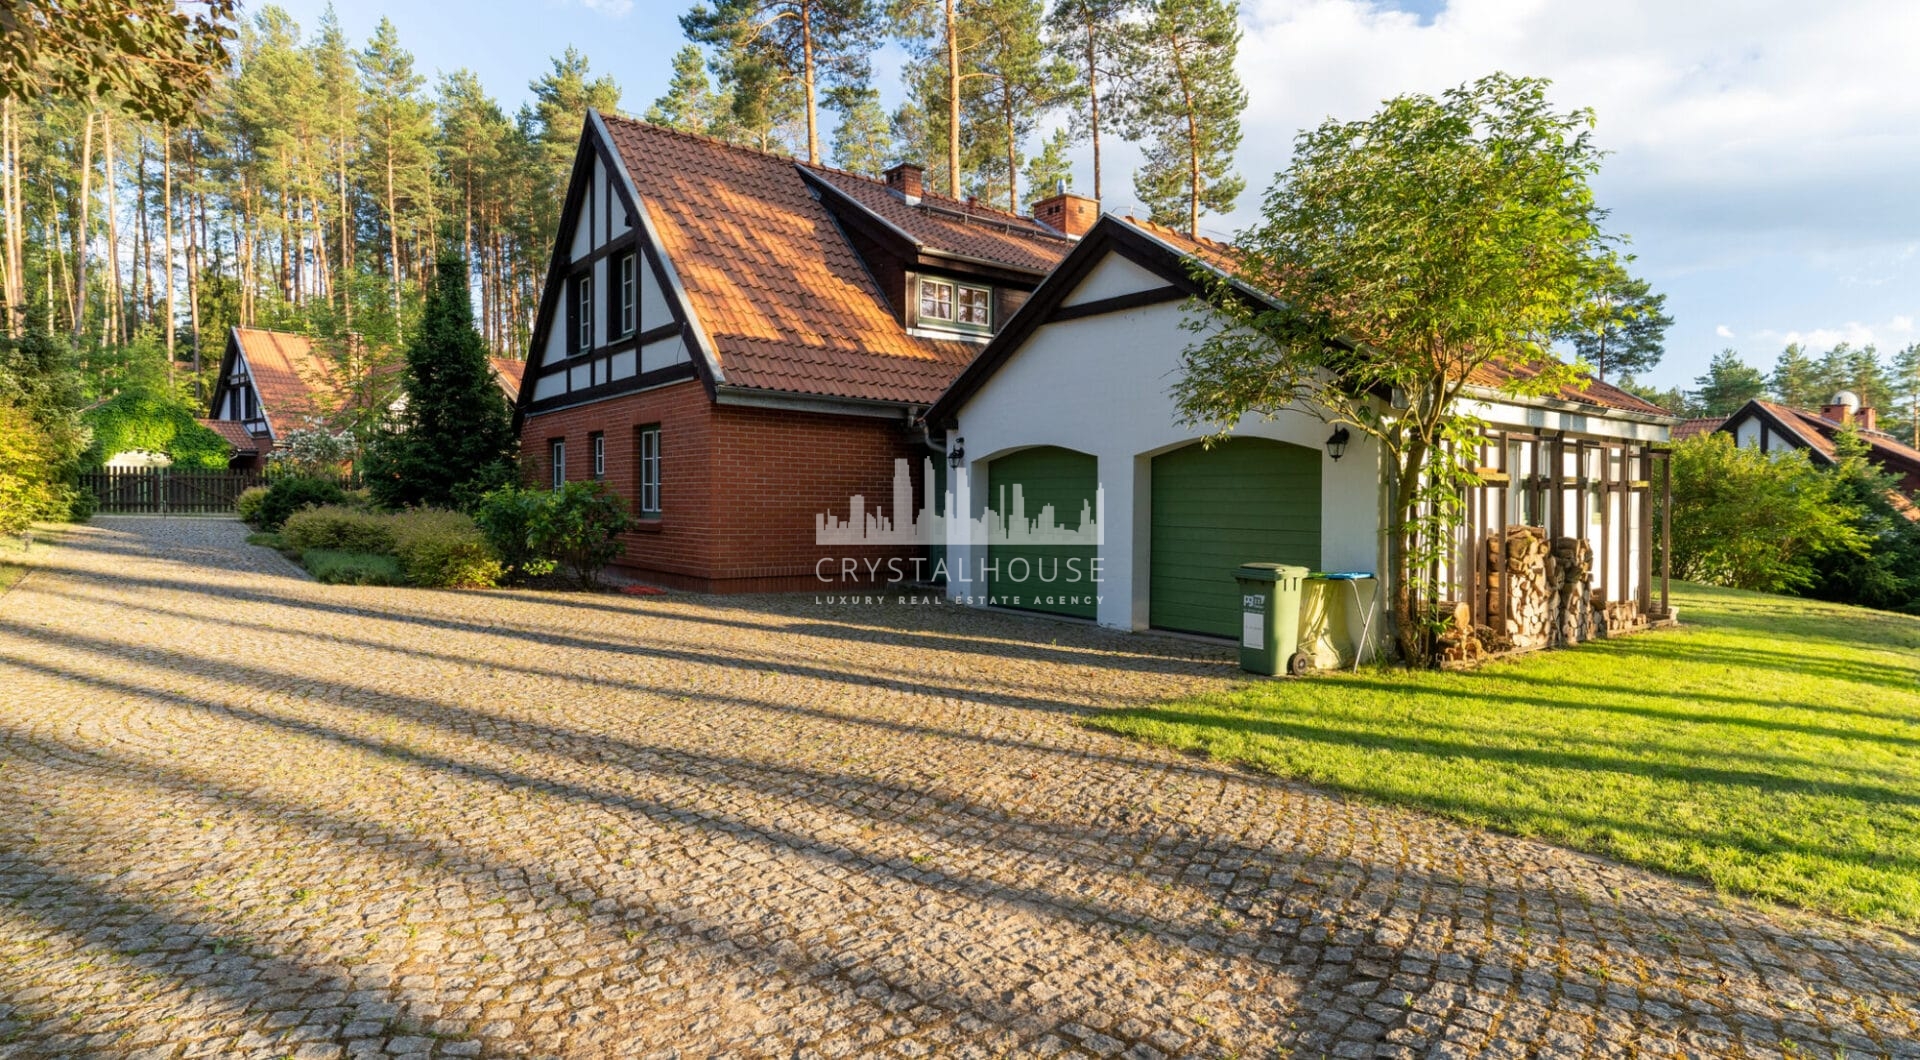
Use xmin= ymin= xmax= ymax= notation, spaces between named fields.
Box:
xmin=815 ymin=457 xmax=1104 ymax=547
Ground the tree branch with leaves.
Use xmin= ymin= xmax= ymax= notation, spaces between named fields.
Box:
xmin=1174 ymin=73 xmax=1617 ymax=665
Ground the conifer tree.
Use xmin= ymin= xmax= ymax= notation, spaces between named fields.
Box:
xmin=1045 ymin=0 xmax=1132 ymax=202
xmin=647 ymin=46 xmax=730 ymax=136
xmin=356 ymin=17 xmax=435 ymax=317
xmin=1556 ymin=260 xmax=1671 ymax=382
xmin=1022 ymin=128 xmax=1074 ymax=210
xmin=366 ymin=249 xmax=514 ymax=509
xmin=890 ymin=0 xmax=995 ymax=197
xmin=680 ymin=0 xmax=879 ymax=164
xmin=523 ymin=47 xmax=622 ymax=204
xmin=1889 ymin=342 xmax=1920 ymax=447
xmin=1770 ymin=343 xmax=1819 ymax=407
xmin=1115 ymin=0 xmax=1245 ymax=237
xmin=971 ymin=0 xmax=1077 ymax=212
xmin=827 ymin=86 xmax=892 ymax=175
xmin=1690 ymin=349 xmax=1767 ymax=417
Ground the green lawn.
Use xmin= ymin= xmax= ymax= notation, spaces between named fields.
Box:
xmin=1093 ymin=583 xmax=1920 ymax=926
xmin=0 ymin=558 xmax=24 ymax=594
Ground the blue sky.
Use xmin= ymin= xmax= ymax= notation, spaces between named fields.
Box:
xmin=276 ymin=0 xmax=1918 ymax=393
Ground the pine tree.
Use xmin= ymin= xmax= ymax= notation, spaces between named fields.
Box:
xmin=1888 ymin=342 xmax=1920 ymax=447
xmin=891 ymin=0 xmax=995 ymax=197
xmin=680 ymin=0 xmax=879 ymax=165
xmin=437 ymin=70 xmax=506 ymax=261
xmin=1769 ymin=343 xmax=1819 ymax=407
xmin=1114 ymin=0 xmax=1245 ymax=237
xmin=1557 ymin=260 xmax=1670 ymax=382
xmin=356 ymin=17 xmax=436 ymax=318
xmin=1021 ymin=127 xmax=1074 ymax=211
xmin=367 ymin=249 xmax=514 ymax=509
xmin=1844 ymin=343 xmax=1889 ymax=414
xmin=647 ymin=46 xmax=729 ymax=135
xmin=311 ymin=6 xmax=361 ymax=327
xmin=1045 ymin=0 xmax=1133 ymax=203
xmin=1690 ymin=349 xmax=1767 ymax=418
xmin=522 ymin=49 xmax=622 ymax=217
xmin=827 ymin=86 xmax=892 ymax=175
xmin=970 ymin=0 xmax=1078 ymax=212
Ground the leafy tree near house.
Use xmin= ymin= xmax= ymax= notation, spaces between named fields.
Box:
xmin=1556 ymin=259 xmax=1671 ymax=382
xmin=0 ymin=0 xmax=239 ymax=125
xmin=0 ymin=332 xmax=90 ymax=525
xmin=1689 ymin=349 xmax=1767 ymax=417
xmin=363 ymin=250 xmax=515 ymax=510
xmin=1804 ymin=427 xmax=1920 ymax=614
xmin=1665 ymin=433 xmax=1863 ymax=595
xmin=1175 ymin=73 xmax=1611 ymax=665
xmin=1114 ymin=0 xmax=1246 ymax=237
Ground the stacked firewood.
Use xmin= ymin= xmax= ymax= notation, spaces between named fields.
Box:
xmin=1601 ymin=599 xmax=1646 ymax=635
xmin=1495 ymin=526 xmax=1555 ymax=651
xmin=1436 ymin=601 xmax=1486 ymax=663
xmin=1548 ymin=537 xmax=1595 ymax=645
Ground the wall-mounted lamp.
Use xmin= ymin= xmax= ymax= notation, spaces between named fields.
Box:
xmin=1326 ymin=426 xmax=1350 ymax=461
xmin=948 ymin=438 xmax=966 ymax=468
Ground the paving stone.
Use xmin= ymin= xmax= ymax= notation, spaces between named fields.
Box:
xmin=0 ymin=517 xmax=1914 ymax=1059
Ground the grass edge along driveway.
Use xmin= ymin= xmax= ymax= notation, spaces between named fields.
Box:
xmin=1092 ymin=582 xmax=1920 ymax=928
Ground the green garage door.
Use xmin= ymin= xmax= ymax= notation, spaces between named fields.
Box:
xmin=1150 ymin=437 xmax=1320 ymax=637
xmin=986 ymin=446 xmax=1100 ymax=619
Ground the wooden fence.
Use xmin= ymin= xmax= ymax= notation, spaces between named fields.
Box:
xmin=82 ymin=469 xmax=266 ymax=514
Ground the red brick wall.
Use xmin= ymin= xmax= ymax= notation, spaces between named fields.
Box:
xmin=521 ymin=383 xmax=937 ymax=592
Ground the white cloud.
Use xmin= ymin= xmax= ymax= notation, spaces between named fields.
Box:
xmin=1716 ymin=324 xmax=1735 ymax=339
xmin=1750 ymin=319 xmax=1901 ymax=351
xmin=578 ymin=0 xmax=632 ymax=16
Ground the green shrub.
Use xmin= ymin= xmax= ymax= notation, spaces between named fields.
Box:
xmin=472 ymin=486 xmax=559 ymax=583
xmin=281 ymin=506 xmax=397 ymax=555
xmin=256 ymin=476 xmax=346 ymax=531
xmin=81 ymin=385 xmax=230 ymax=471
xmin=389 ymin=508 xmax=500 ymax=588
xmin=301 ymin=549 xmax=406 ymax=586
xmin=236 ymin=485 xmax=270 ymax=526
xmin=529 ymin=481 xmax=632 ymax=588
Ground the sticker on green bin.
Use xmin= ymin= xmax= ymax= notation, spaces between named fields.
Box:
xmin=1241 ymin=592 xmax=1265 ymax=648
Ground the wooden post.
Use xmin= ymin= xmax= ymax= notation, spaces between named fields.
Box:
xmin=1660 ymin=450 xmax=1672 ymax=617
xmin=1637 ymin=446 xmax=1653 ymax=615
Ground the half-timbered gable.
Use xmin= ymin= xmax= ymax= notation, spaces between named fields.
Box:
xmin=204 ymin=327 xmax=346 ymax=468
xmin=516 ymin=112 xmax=1071 ymax=591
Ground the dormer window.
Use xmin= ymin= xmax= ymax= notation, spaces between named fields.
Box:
xmin=917 ymin=277 xmax=991 ymax=333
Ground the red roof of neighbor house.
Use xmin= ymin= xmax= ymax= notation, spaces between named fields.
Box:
xmin=599 ymin=114 xmax=1056 ymax=406
xmin=490 ymin=357 xmax=526 ymax=402
xmin=800 ymin=166 xmax=1073 ymax=273
xmin=1119 ymin=216 xmax=1672 ymax=418
xmin=196 ymin=418 xmax=260 ymax=453
xmin=1672 ymin=417 xmax=1724 ymax=442
xmin=233 ymin=328 xmax=343 ymax=426
xmin=1751 ymin=400 xmax=1920 ymax=470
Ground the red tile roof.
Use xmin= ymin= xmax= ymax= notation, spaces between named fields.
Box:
xmin=490 ymin=357 xmax=526 ymax=402
xmin=196 ymin=418 xmax=260 ymax=452
xmin=1753 ymin=400 xmax=1920 ymax=471
xmin=801 ymin=166 xmax=1072 ymax=273
xmin=233 ymin=328 xmax=343 ymax=428
xmin=599 ymin=115 xmax=1045 ymax=406
xmin=1671 ymin=417 xmax=1725 ymax=442
xmin=1120 ymin=217 xmax=1672 ymax=419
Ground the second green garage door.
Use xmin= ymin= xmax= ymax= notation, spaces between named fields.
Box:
xmin=1150 ymin=437 xmax=1321 ymax=637
xmin=986 ymin=446 xmax=1100 ymax=619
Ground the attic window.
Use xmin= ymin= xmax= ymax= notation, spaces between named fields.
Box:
xmin=917 ymin=278 xmax=991 ymax=333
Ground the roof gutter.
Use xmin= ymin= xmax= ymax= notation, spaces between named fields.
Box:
xmin=712 ymin=384 xmax=920 ymax=421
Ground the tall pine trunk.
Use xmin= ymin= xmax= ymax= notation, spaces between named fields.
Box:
xmin=801 ymin=2 xmax=819 ymax=164
xmin=74 ymin=110 xmax=94 ymax=340
xmin=945 ymin=0 xmax=961 ymax=198
xmin=104 ymin=110 xmax=122 ymax=344
xmin=1085 ymin=24 xmax=1102 ymax=202
xmin=162 ymin=128 xmax=175 ymax=382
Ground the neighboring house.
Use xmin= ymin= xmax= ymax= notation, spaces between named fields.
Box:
xmin=204 ymin=327 xmax=346 ymax=470
xmin=490 ymin=357 xmax=526 ymax=405
xmin=1715 ymin=394 xmax=1920 ymax=494
xmin=513 ymin=111 xmax=1076 ymax=591
xmin=926 ymin=215 xmax=1680 ymax=650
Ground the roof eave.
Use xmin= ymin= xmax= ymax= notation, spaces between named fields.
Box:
xmin=1461 ymin=383 xmax=1680 ymax=426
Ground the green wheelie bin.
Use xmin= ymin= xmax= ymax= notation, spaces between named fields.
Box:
xmin=1233 ymin=563 xmax=1310 ymax=676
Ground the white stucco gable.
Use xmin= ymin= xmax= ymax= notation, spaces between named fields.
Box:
xmin=1059 ymin=254 xmax=1171 ymax=307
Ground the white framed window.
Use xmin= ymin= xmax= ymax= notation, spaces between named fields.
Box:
xmin=550 ymin=440 xmax=566 ymax=491
xmin=916 ymin=277 xmax=991 ymax=331
xmin=618 ymin=252 xmax=636 ymax=336
xmin=575 ymin=273 xmax=593 ymax=352
xmin=591 ymin=433 xmax=605 ymax=479
xmin=637 ymin=426 xmax=661 ymax=517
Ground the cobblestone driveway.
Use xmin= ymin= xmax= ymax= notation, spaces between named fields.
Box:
xmin=1 ymin=518 xmax=1916 ymax=1060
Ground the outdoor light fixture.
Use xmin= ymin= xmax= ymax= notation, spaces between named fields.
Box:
xmin=948 ymin=438 xmax=965 ymax=468
xmin=1326 ymin=426 xmax=1350 ymax=461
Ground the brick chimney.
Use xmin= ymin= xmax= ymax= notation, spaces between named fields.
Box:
xmin=1821 ymin=390 xmax=1877 ymax=431
xmin=1033 ymin=190 xmax=1099 ymax=238
xmin=884 ymin=162 xmax=923 ymax=204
